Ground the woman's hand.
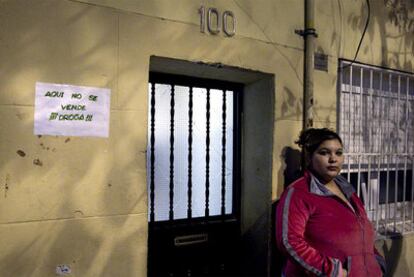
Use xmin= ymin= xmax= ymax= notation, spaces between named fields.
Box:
xmin=342 ymin=269 xmax=348 ymax=276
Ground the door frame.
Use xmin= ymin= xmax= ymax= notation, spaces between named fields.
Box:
xmin=148 ymin=56 xmax=275 ymax=276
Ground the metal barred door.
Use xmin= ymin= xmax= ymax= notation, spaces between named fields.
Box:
xmin=147 ymin=73 xmax=242 ymax=276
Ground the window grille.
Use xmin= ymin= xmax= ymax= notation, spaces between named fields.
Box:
xmin=147 ymin=73 xmax=241 ymax=222
xmin=338 ymin=60 xmax=414 ymax=236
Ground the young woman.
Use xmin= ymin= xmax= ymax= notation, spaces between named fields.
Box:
xmin=276 ymin=128 xmax=386 ymax=276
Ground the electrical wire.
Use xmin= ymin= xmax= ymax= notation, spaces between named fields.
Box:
xmin=340 ymin=0 xmax=371 ymax=70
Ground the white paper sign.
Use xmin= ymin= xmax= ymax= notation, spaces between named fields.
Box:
xmin=34 ymin=82 xmax=111 ymax=137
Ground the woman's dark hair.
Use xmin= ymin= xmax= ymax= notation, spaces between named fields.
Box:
xmin=295 ymin=128 xmax=343 ymax=167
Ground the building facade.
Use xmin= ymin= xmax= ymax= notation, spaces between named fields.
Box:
xmin=1 ymin=0 xmax=414 ymax=276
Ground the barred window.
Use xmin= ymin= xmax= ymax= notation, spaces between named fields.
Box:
xmin=147 ymin=73 xmax=241 ymax=222
xmin=338 ymin=60 xmax=414 ymax=236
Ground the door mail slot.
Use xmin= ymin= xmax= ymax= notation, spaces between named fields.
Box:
xmin=174 ymin=233 xmax=208 ymax=246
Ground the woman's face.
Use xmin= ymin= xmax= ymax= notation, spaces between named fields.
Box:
xmin=310 ymin=139 xmax=344 ymax=183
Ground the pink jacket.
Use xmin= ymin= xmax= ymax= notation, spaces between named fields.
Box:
xmin=276 ymin=171 xmax=385 ymax=276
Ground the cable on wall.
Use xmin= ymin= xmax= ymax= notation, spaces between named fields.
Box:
xmin=340 ymin=0 xmax=371 ymax=69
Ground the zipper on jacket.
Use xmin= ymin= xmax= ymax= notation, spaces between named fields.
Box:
xmin=331 ymin=194 xmax=356 ymax=215
xmin=333 ymin=195 xmax=369 ymax=275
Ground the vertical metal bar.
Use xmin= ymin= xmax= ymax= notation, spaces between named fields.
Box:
xmin=386 ymin=154 xmax=390 ymax=235
xmin=376 ymin=71 xmax=384 ymax=232
xmin=357 ymin=155 xmax=361 ymax=197
xmin=339 ymin=62 xmax=344 ymax=139
xmin=205 ymin=88 xmax=211 ymax=217
xmin=379 ymin=71 xmax=383 ymax=156
xmin=348 ymin=64 xmax=353 ymax=182
xmin=385 ymin=154 xmax=390 ymax=233
xmin=360 ymin=67 xmax=363 ymax=155
xmin=150 ymin=82 xmax=156 ymax=222
xmin=385 ymin=74 xmax=392 ymax=235
xmin=405 ymin=76 xmax=410 ymax=152
xmin=403 ymin=155 xmax=407 ymax=233
xmin=221 ymin=90 xmax=227 ymax=216
xmin=169 ymin=85 xmax=175 ymax=221
xmin=411 ymin=78 xmax=414 ymax=232
xmin=187 ymin=86 xmax=193 ymax=219
xmin=368 ymin=69 xmax=374 ymax=217
xmin=368 ymin=155 xmax=372 ymax=212
xmin=336 ymin=61 xmax=342 ymax=170
xmin=402 ymin=76 xmax=409 ymax=233
xmin=387 ymin=74 xmax=391 ymax=156
xmin=412 ymin=158 xmax=414 ymax=232
xmin=376 ymin=154 xmax=381 ymax=231
xmin=339 ymin=62 xmax=345 ymax=171
xmin=394 ymin=75 xmax=400 ymax=232
xmin=371 ymin=71 xmax=382 ymax=230
xmin=357 ymin=68 xmax=363 ymax=197
xmin=373 ymin=71 xmax=379 ymax=228
xmin=369 ymin=69 xmax=373 ymax=154
xmin=394 ymin=160 xmax=398 ymax=233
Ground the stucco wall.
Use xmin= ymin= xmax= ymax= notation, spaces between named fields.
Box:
xmin=0 ymin=0 xmax=413 ymax=276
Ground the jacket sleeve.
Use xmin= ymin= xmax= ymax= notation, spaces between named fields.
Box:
xmin=276 ymin=187 xmax=345 ymax=277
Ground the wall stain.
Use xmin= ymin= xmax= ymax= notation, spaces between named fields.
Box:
xmin=33 ymin=159 xmax=43 ymax=166
xmin=280 ymin=86 xmax=299 ymax=119
xmin=74 ymin=210 xmax=84 ymax=218
xmin=40 ymin=143 xmax=54 ymax=152
xmin=16 ymin=150 xmax=26 ymax=157
xmin=4 ymin=174 xmax=10 ymax=198
xmin=15 ymin=113 xmax=25 ymax=120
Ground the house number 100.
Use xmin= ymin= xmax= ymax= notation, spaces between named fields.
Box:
xmin=198 ymin=6 xmax=236 ymax=37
